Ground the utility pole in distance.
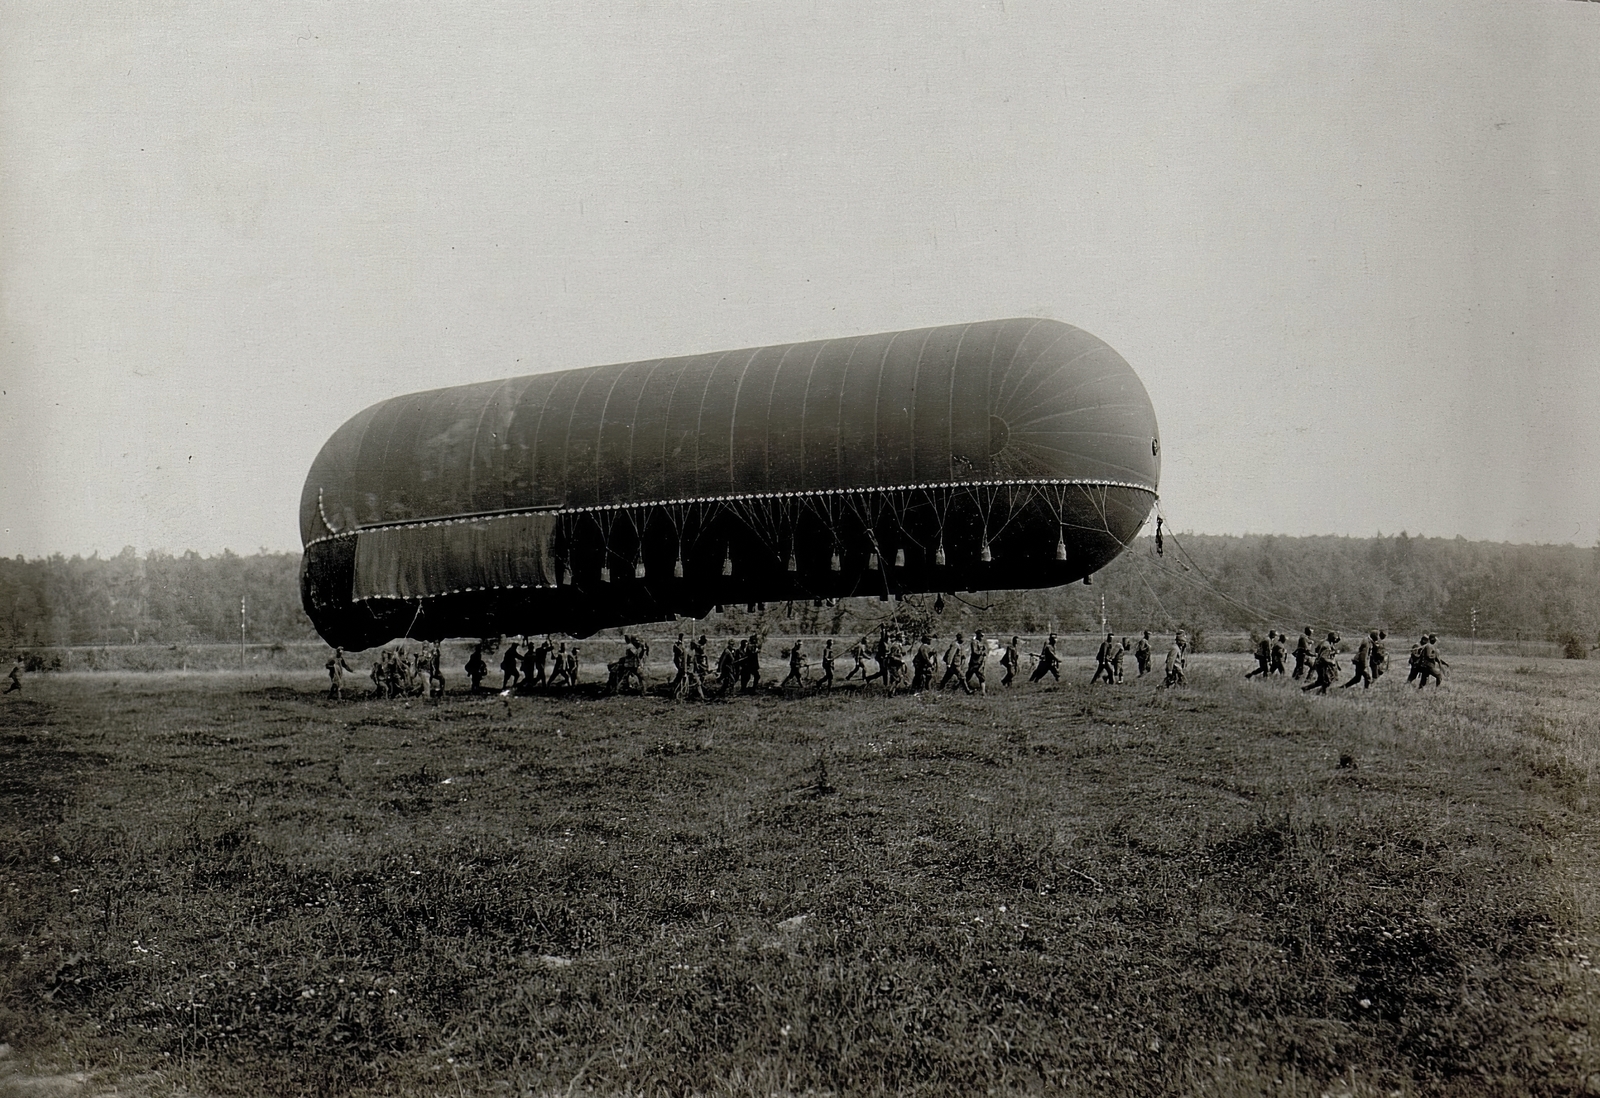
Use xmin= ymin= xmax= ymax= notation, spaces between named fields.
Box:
xmin=240 ymin=594 xmax=246 ymax=672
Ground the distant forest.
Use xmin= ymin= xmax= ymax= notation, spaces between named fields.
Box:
xmin=2 ymin=533 xmax=1598 ymax=649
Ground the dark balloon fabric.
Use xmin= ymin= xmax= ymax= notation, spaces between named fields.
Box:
xmin=301 ymin=318 xmax=1160 ymax=542
xmin=298 ymin=318 xmax=1161 ymax=647
xmin=350 ymin=512 xmax=559 ymax=602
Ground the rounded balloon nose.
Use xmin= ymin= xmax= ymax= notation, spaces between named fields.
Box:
xmin=988 ymin=415 xmax=1010 ymax=455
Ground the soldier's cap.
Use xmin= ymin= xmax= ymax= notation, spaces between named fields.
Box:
xmin=1328 ymin=632 xmax=1340 ymax=642
xmin=1304 ymin=626 xmax=1313 ymax=633
xmin=1428 ymin=634 xmax=1438 ymax=643
xmin=1370 ymin=630 xmax=1379 ymax=639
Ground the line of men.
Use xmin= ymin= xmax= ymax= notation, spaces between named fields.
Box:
xmin=618 ymin=631 xmax=768 ymax=698
xmin=744 ymin=625 xmax=1190 ymax=695
xmin=1085 ymin=630 xmax=1162 ymax=684
xmin=473 ymin=638 xmax=586 ymax=694
xmin=1067 ymin=629 xmax=1188 ymax=687
xmin=661 ymin=632 xmax=768 ymax=698
xmin=323 ymin=643 xmax=447 ymax=700
xmin=1243 ymin=626 xmax=1448 ymax=693
xmin=324 ymin=625 xmax=1196 ymax=702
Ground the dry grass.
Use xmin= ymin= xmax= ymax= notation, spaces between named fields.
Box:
xmin=1 ymin=651 xmax=1596 ymax=1096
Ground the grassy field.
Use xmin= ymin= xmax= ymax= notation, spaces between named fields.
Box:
xmin=1 ymin=652 xmax=1596 ymax=1096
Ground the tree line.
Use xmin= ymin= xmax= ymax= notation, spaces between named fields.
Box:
xmin=1057 ymin=531 xmax=1600 ymax=649
xmin=0 ymin=548 xmax=314 ymax=648
xmin=2 ymin=533 xmax=1597 ymax=649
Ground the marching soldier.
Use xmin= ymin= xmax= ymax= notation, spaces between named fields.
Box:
xmin=1341 ymin=632 xmax=1374 ymax=689
xmin=818 ymin=639 xmax=836 ymax=689
xmin=606 ymin=644 xmax=639 ymax=694
xmin=1303 ymin=632 xmax=1340 ymax=695
xmin=670 ymin=633 xmax=688 ymax=694
xmin=965 ymin=631 xmax=989 ymax=695
xmin=673 ymin=635 xmax=708 ymax=701
xmin=714 ymin=639 xmax=738 ymax=695
xmin=635 ymin=636 xmax=652 ymax=686
xmin=1163 ymin=631 xmax=1188 ymax=687
xmin=529 ymin=637 xmax=554 ymax=687
xmin=911 ymin=635 xmax=936 ymax=692
xmin=1293 ymin=627 xmax=1315 ymax=680
xmin=1111 ymin=638 xmax=1130 ymax=683
xmin=426 ymin=643 xmax=445 ymax=697
xmin=1417 ymin=634 xmax=1447 ymax=688
xmin=1000 ymin=636 xmax=1022 ymax=686
xmin=844 ymin=638 xmax=868 ymax=681
xmin=685 ymin=645 xmax=708 ymax=700
xmin=1369 ymin=631 xmax=1388 ymax=679
xmin=1269 ymin=630 xmax=1288 ymax=675
xmin=5 ymin=656 xmax=22 ymax=695
xmin=384 ymin=649 xmax=405 ymax=698
xmin=885 ymin=633 xmax=910 ymax=692
xmin=325 ymin=648 xmax=355 ymax=699
xmin=1030 ymin=633 xmax=1062 ymax=682
xmin=518 ymin=642 xmax=539 ymax=693
xmin=740 ymin=635 xmax=763 ymax=692
xmin=500 ymin=641 xmax=522 ymax=692
xmin=1091 ymin=633 xmax=1117 ymax=683
xmin=465 ymin=644 xmax=488 ymax=692
xmin=1245 ymin=632 xmax=1272 ymax=679
xmin=864 ymin=626 xmax=891 ymax=685
xmin=1134 ymin=631 xmax=1153 ymax=677
xmin=781 ymin=639 xmax=807 ymax=687
xmin=940 ymin=633 xmax=967 ymax=690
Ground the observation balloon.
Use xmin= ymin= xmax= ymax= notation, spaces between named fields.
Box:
xmin=299 ymin=318 xmax=1161 ymax=649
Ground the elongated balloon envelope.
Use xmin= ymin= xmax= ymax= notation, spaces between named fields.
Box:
xmin=300 ymin=318 xmax=1160 ymax=648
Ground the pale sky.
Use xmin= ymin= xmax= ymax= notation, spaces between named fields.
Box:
xmin=3 ymin=1 xmax=1597 ymax=559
